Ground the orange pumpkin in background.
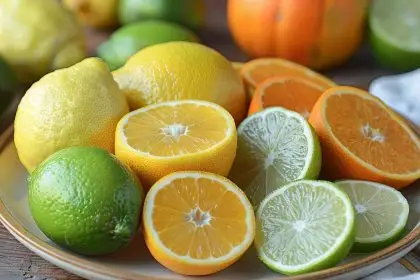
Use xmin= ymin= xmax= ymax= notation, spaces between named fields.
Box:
xmin=228 ymin=0 xmax=368 ymax=70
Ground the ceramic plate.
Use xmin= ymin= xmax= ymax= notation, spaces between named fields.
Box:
xmin=0 ymin=125 xmax=419 ymax=280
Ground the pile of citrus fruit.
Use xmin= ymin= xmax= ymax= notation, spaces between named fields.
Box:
xmin=13 ymin=41 xmax=420 ymax=276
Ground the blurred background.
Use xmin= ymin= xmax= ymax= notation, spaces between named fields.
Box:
xmin=1 ymin=0 xmax=419 ymax=129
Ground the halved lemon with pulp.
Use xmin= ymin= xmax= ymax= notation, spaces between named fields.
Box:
xmin=143 ymin=171 xmax=255 ymax=275
xmin=115 ymin=100 xmax=237 ymax=189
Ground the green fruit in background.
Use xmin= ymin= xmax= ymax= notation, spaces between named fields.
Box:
xmin=0 ymin=57 xmax=18 ymax=114
xmin=369 ymin=0 xmax=420 ymax=70
xmin=29 ymin=147 xmax=143 ymax=256
xmin=118 ymin=0 xmax=204 ymax=30
xmin=97 ymin=20 xmax=200 ymax=70
xmin=0 ymin=0 xmax=86 ymax=83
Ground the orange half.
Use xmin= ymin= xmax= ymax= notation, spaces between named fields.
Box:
xmin=309 ymin=86 xmax=420 ymax=188
xmin=248 ymin=76 xmax=325 ymax=117
xmin=240 ymin=58 xmax=336 ymax=95
xmin=143 ymin=171 xmax=255 ymax=276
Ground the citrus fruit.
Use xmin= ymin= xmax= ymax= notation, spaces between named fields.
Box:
xmin=255 ymin=180 xmax=355 ymax=275
xmin=309 ymin=86 xmax=420 ymax=189
xmin=232 ymin=61 xmax=244 ymax=72
xmin=0 ymin=0 xmax=86 ymax=83
xmin=29 ymin=146 xmax=143 ymax=256
xmin=229 ymin=107 xmax=321 ymax=208
xmin=98 ymin=20 xmax=199 ymax=70
xmin=370 ymin=0 xmax=420 ymax=71
xmin=240 ymin=58 xmax=336 ymax=97
xmin=228 ymin=0 xmax=367 ymax=70
xmin=336 ymin=180 xmax=409 ymax=253
xmin=143 ymin=171 xmax=255 ymax=275
xmin=63 ymin=0 xmax=118 ymax=28
xmin=113 ymin=42 xmax=246 ymax=124
xmin=118 ymin=0 xmax=204 ymax=30
xmin=248 ymin=77 xmax=324 ymax=118
xmin=14 ymin=58 xmax=129 ymax=172
xmin=115 ymin=100 xmax=237 ymax=189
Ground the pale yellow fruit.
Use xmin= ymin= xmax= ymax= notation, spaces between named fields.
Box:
xmin=63 ymin=0 xmax=118 ymax=28
xmin=0 ymin=0 xmax=86 ymax=83
xmin=113 ymin=42 xmax=246 ymax=124
xmin=14 ymin=58 xmax=129 ymax=172
xmin=115 ymin=100 xmax=237 ymax=189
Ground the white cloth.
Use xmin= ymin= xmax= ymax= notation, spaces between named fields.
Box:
xmin=369 ymin=69 xmax=420 ymax=126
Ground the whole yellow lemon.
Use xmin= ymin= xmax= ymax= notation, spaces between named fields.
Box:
xmin=14 ymin=58 xmax=129 ymax=172
xmin=113 ymin=42 xmax=246 ymax=124
xmin=0 ymin=0 xmax=86 ymax=83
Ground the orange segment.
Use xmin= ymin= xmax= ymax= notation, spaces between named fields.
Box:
xmin=143 ymin=171 xmax=255 ymax=276
xmin=248 ymin=76 xmax=324 ymax=117
xmin=115 ymin=100 xmax=237 ymax=189
xmin=240 ymin=58 xmax=336 ymax=95
xmin=309 ymin=86 xmax=420 ymax=188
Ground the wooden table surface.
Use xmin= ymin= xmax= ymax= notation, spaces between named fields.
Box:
xmin=0 ymin=1 xmax=406 ymax=279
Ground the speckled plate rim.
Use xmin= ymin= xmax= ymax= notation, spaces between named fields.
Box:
xmin=0 ymin=125 xmax=419 ymax=280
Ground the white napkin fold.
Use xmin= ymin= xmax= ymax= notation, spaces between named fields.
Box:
xmin=369 ymin=69 xmax=420 ymax=126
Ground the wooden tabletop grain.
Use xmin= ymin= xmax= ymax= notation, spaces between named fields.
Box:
xmin=0 ymin=1 xmax=405 ymax=279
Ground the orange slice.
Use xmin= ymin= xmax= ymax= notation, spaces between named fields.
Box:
xmin=241 ymin=58 xmax=336 ymax=96
xmin=248 ymin=76 xmax=325 ymax=117
xmin=309 ymin=86 xmax=420 ymax=188
xmin=232 ymin=61 xmax=245 ymax=72
xmin=115 ymin=100 xmax=237 ymax=189
xmin=143 ymin=171 xmax=255 ymax=276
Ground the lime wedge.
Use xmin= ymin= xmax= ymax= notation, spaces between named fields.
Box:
xmin=370 ymin=0 xmax=420 ymax=70
xmin=256 ymin=180 xmax=355 ymax=275
xmin=336 ymin=180 xmax=409 ymax=253
xmin=228 ymin=107 xmax=321 ymax=208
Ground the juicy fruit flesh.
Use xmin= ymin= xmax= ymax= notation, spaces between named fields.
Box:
xmin=124 ymin=103 xmax=230 ymax=157
xmin=371 ymin=0 xmax=420 ymax=50
xmin=325 ymin=93 xmax=420 ymax=174
xmin=337 ymin=180 xmax=409 ymax=241
xmin=261 ymin=79 xmax=324 ymax=117
xmin=229 ymin=109 xmax=312 ymax=208
xmin=243 ymin=60 xmax=335 ymax=89
xmin=151 ymin=175 xmax=251 ymax=259
xmin=256 ymin=181 xmax=354 ymax=271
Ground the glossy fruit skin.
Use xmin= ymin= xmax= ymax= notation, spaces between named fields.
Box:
xmin=118 ymin=0 xmax=204 ymax=30
xmin=113 ymin=42 xmax=246 ymax=124
xmin=14 ymin=58 xmax=129 ymax=172
xmin=97 ymin=20 xmax=199 ymax=70
xmin=29 ymin=147 xmax=143 ymax=256
xmin=228 ymin=0 xmax=368 ymax=70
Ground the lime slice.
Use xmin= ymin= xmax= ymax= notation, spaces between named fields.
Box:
xmin=228 ymin=107 xmax=321 ymax=208
xmin=336 ymin=180 xmax=409 ymax=253
xmin=256 ymin=180 xmax=355 ymax=275
xmin=370 ymin=0 xmax=420 ymax=70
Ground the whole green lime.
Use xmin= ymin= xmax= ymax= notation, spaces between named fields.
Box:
xmin=97 ymin=20 xmax=199 ymax=70
xmin=28 ymin=147 xmax=143 ymax=256
xmin=118 ymin=0 xmax=204 ymax=29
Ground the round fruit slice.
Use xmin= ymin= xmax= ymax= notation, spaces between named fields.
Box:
xmin=370 ymin=0 xmax=420 ymax=70
xmin=229 ymin=107 xmax=321 ymax=208
xmin=143 ymin=171 xmax=255 ymax=276
xmin=115 ymin=100 xmax=237 ymax=189
xmin=336 ymin=180 xmax=409 ymax=253
xmin=248 ymin=77 xmax=324 ymax=117
xmin=309 ymin=86 xmax=420 ymax=189
xmin=240 ymin=58 xmax=336 ymax=96
xmin=256 ymin=180 xmax=355 ymax=275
